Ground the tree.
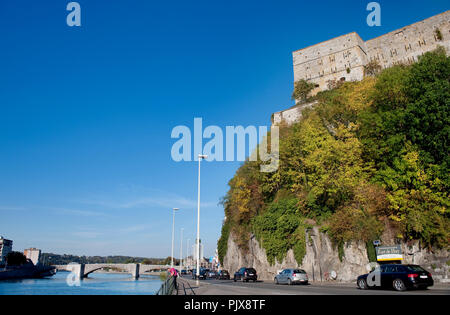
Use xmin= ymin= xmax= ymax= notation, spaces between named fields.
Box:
xmin=292 ymin=79 xmax=316 ymax=102
xmin=6 ymin=252 xmax=28 ymax=266
xmin=364 ymin=60 xmax=382 ymax=76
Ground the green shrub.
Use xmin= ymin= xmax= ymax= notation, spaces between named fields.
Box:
xmin=253 ymin=198 xmax=308 ymax=265
xmin=217 ymin=220 xmax=231 ymax=264
xmin=292 ymin=79 xmax=316 ymax=102
xmin=366 ymin=241 xmax=377 ymax=262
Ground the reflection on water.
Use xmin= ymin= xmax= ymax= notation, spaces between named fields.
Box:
xmin=0 ymin=271 xmax=162 ymax=295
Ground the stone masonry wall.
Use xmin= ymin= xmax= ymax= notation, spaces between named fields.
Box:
xmin=275 ymin=11 xmax=450 ymax=126
xmin=223 ymin=227 xmax=450 ymax=283
xmin=292 ymin=11 xmax=450 ymax=98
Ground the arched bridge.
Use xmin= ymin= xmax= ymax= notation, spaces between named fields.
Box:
xmin=55 ymin=263 xmax=170 ymax=279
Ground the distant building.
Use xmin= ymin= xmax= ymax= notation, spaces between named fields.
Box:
xmin=24 ymin=248 xmax=41 ymax=265
xmin=0 ymin=237 xmax=13 ymax=264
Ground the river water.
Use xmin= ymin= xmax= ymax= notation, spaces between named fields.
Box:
xmin=0 ymin=271 xmax=163 ymax=295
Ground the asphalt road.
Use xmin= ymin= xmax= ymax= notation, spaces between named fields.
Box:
xmin=180 ymin=277 xmax=450 ymax=295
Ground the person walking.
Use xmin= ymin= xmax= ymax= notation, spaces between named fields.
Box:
xmin=169 ymin=267 xmax=178 ymax=292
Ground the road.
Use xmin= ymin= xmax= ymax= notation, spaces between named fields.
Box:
xmin=179 ymin=277 xmax=450 ymax=295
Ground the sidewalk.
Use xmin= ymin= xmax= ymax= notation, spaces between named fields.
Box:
xmin=174 ymin=277 xmax=198 ymax=295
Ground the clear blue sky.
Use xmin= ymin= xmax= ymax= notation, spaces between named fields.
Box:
xmin=0 ymin=0 xmax=448 ymax=258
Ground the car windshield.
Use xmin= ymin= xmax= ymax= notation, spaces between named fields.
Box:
xmin=405 ymin=265 xmax=426 ymax=272
xmin=247 ymin=268 xmax=256 ymax=273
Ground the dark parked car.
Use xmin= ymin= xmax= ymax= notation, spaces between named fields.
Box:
xmin=218 ymin=270 xmax=230 ymax=280
xmin=357 ymin=264 xmax=433 ymax=291
xmin=192 ymin=268 xmax=208 ymax=280
xmin=207 ymin=270 xmax=218 ymax=279
xmin=234 ymin=267 xmax=257 ymax=282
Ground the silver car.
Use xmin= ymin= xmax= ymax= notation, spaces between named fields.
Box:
xmin=274 ymin=269 xmax=308 ymax=285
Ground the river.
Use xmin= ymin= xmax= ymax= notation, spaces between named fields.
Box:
xmin=0 ymin=271 xmax=163 ymax=295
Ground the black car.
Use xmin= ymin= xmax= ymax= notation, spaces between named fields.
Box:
xmin=207 ymin=270 xmax=218 ymax=279
xmin=357 ymin=264 xmax=433 ymax=291
xmin=234 ymin=267 xmax=257 ymax=282
xmin=192 ymin=268 xmax=208 ymax=280
xmin=218 ymin=270 xmax=231 ymax=280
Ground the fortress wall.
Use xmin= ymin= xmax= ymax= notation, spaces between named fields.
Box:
xmin=291 ymin=11 xmax=450 ymax=101
xmin=272 ymin=101 xmax=317 ymax=125
xmin=293 ymin=33 xmax=368 ymax=98
xmin=366 ymin=11 xmax=450 ymax=68
xmin=277 ymin=11 xmax=450 ymax=125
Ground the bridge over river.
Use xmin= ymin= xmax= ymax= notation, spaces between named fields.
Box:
xmin=55 ymin=263 xmax=171 ymax=279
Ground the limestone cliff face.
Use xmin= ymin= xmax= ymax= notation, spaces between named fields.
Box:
xmin=223 ymin=227 xmax=450 ymax=283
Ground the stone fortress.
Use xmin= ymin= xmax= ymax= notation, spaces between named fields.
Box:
xmin=273 ymin=10 xmax=450 ymax=125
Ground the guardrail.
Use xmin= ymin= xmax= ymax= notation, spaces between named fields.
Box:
xmin=156 ymin=275 xmax=176 ymax=295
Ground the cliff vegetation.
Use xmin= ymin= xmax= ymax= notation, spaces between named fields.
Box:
xmin=218 ymin=48 xmax=450 ymax=265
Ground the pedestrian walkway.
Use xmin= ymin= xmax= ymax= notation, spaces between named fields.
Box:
xmin=174 ymin=277 xmax=197 ymax=295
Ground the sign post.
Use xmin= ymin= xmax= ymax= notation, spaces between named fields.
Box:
xmin=376 ymin=245 xmax=403 ymax=262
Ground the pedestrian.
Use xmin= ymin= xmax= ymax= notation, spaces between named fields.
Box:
xmin=170 ymin=267 xmax=178 ymax=291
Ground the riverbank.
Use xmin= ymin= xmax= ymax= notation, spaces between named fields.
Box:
xmin=0 ymin=264 xmax=56 ymax=281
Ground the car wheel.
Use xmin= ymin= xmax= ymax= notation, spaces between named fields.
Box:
xmin=275 ymin=277 xmax=279 ymax=285
xmin=253 ymin=279 xmax=256 ymax=282
xmin=233 ymin=277 xmax=236 ymax=282
xmin=393 ymin=279 xmax=407 ymax=291
xmin=287 ymin=278 xmax=292 ymax=286
xmin=357 ymin=278 xmax=368 ymax=290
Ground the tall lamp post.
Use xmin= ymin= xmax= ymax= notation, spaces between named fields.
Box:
xmin=186 ymin=238 xmax=190 ymax=269
xmin=171 ymin=208 xmax=179 ymax=268
xmin=196 ymin=154 xmax=208 ymax=279
xmin=179 ymin=228 xmax=184 ymax=270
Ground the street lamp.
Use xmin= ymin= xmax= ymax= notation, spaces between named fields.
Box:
xmin=179 ymin=228 xmax=184 ymax=270
xmin=196 ymin=154 xmax=208 ymax=279
xmin=171 ymin=207 xmax=179 ymax=268
xmin=186 ymin=238 xmax=190 ymax=269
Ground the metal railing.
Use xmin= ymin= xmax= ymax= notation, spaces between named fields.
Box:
xmin=156 ymin=275 xmax=176 ymax=295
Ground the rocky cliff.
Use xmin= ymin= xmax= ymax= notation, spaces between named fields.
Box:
xmin=223 ymin=227 xmax=450 ymax=283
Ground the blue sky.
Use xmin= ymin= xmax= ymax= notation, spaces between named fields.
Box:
xmin=0 ymin=0 xmax=448 ymax=258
